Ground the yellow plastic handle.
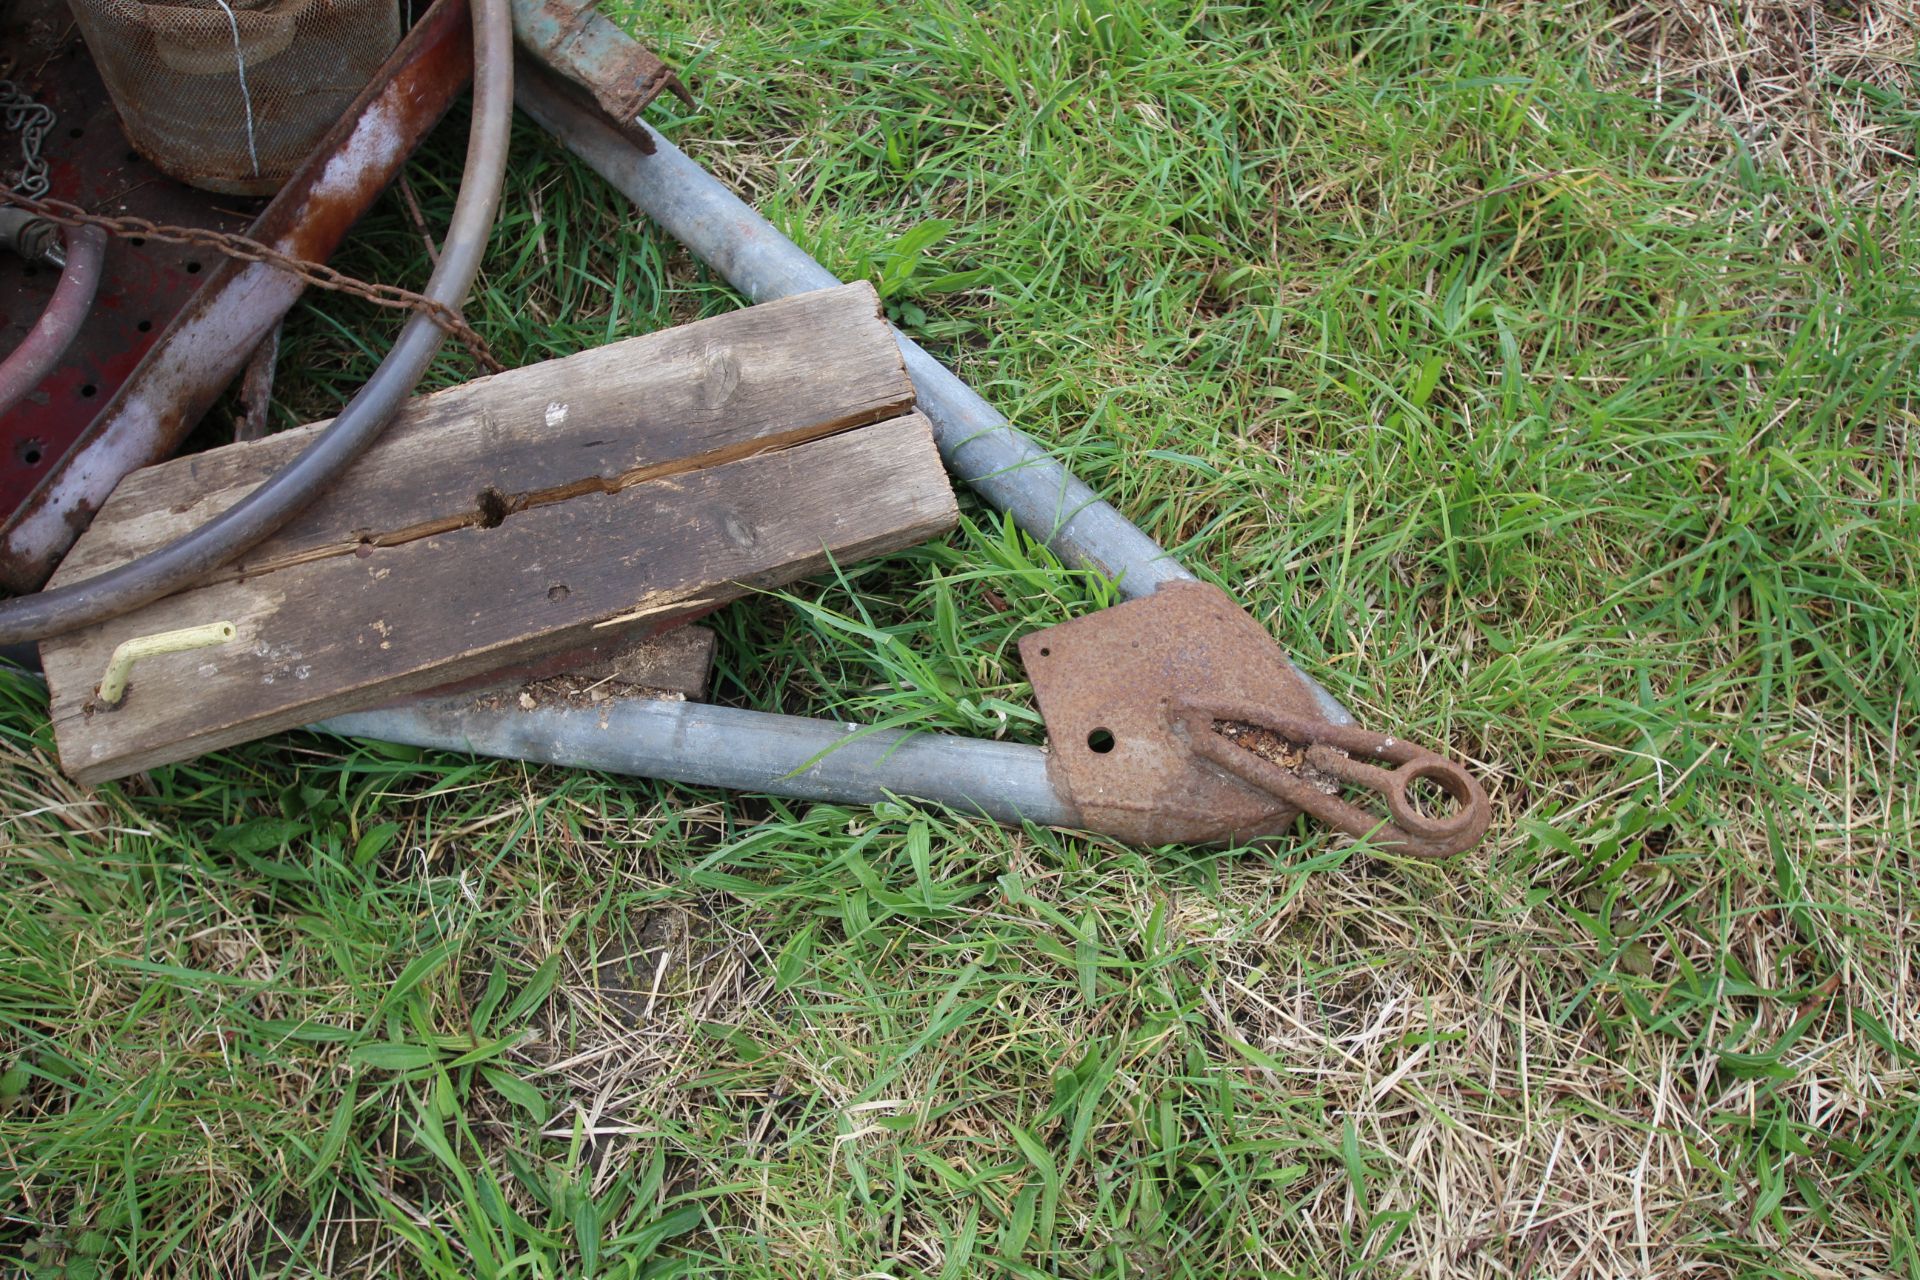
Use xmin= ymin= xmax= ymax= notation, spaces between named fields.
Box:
xmin=97 ymin=620 xmax=238 ymax=707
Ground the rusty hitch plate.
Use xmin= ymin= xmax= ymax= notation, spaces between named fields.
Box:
xmin=1018 ymin=581 xmax=1491 ymax=853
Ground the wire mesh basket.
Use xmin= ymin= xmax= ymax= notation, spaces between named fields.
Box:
xmin=64 ymin=0 xmax=401 ymax=195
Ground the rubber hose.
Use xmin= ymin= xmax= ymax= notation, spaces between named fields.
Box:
xmin=0 ymin=0 xmax=513 ymax=645
xmin=0 ymin=224 xmax=107 ymax=422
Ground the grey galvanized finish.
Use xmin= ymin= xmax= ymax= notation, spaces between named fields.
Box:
xmin=513 ymin=70 xmax=1353 ymax=728
xmin=317 ymin=696 xmax=1076 ymax=828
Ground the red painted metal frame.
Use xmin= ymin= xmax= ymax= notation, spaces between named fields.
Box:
xmin=0 ymin=0 xmax=260 ymax=522
xmin=0 ymin=0 xmax=474 ymax=593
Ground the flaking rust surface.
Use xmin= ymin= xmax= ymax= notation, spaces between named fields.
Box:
xmin=1214 ymin=721 xmax=1341 ymax=795
xmin=0 ymin=0 xmax=263 ymax=529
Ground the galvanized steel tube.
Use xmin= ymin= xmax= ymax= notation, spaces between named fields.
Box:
xmin=318 ymin=697 xmax=1075 ymax=828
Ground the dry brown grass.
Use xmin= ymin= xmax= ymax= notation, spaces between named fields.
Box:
xmin=1602 ymin=0 xmax=1918 ymax=202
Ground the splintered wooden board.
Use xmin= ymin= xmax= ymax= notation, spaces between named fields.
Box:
xmin=41 ymin=283 xmax=957 ymax=784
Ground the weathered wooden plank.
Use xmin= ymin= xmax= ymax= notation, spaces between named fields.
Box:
xmin=44 ymin=414 xmax=956 ymax=784
xmin=51 ymin=282 xmax=910 ymax=585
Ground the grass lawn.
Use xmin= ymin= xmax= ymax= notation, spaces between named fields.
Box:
xmin=4 ymin=0 xmax=1917 ymax=1275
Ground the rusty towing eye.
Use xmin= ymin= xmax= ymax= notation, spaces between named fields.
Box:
xmin=1014 ymin=581 xmax=1489 ymax=853
xmin=318 ymin=1 xmax=1493 ymax=855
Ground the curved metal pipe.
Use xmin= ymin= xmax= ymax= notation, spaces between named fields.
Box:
xmin=0 ymin=0 xmax=514 ymax=646
xmin=0 ymin=224 xmax=106 ymax=421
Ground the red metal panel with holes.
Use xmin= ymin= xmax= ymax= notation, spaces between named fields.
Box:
xmin=1 ymin=0 xmax=474 ymax=593
xmin=0 ymin=0 xmax=259 ymax=520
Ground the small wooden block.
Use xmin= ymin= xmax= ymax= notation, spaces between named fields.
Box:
xmin=440 ymin=624 xmax=717 ymax=712
xmin=41 ymin=284 xmax=957 ymax=784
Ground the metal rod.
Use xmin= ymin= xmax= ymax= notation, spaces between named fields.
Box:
xmin=95 ymin=618 xmax=236 ymax=706
xmin=516 ymin=67 xmax=1190 ymax=600
xmin=317 ymin=696 xmax=1076 ymax=829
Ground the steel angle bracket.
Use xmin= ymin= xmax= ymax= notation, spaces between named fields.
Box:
xmin=1019 ymin=582 xmax=1320 ymax=846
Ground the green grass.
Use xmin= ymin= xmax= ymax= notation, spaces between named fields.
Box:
xmin=5 ymin=1 xmax=1918 ymax=1275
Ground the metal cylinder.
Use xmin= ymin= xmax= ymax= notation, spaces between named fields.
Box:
xmin=65 ymin=0 xmax=403 ymax=194
xmin=317 ymin=695 xmax=1078 ymax=828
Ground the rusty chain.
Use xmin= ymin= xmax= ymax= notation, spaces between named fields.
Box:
xmin=0 ymin=82 xmax=55 ymax=200
xmin=0 ymin=186 xmax=503 ymax=372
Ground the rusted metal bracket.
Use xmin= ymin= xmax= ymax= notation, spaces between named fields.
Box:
xmin=1019 ymin=581 xmax=1491 ymax=853
xmin=1175 ymin=706 xmax=1489 ymax=857
xmin=511 ymin=0 xmax=691 ymax=151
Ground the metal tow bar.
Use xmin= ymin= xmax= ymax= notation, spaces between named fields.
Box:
xmin=322 ymin=2 xmax=1493 ymax=855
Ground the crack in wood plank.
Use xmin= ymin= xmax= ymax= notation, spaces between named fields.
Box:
xmin=48 ymin=282 xmax=912 ymax=590
xmin=209 ymin=413 xmax=874 ymax=585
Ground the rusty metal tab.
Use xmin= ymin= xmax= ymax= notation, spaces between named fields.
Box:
xmin=1019 ymin=580 xmax=1322 ymax=845
xmin=1019 ymin=581 xmax=1492 ymax=853
xmin=1173 ymin=704 xmax=1490 ymax=858
xmin=511 ymin=0 xmax=691 ymax=149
